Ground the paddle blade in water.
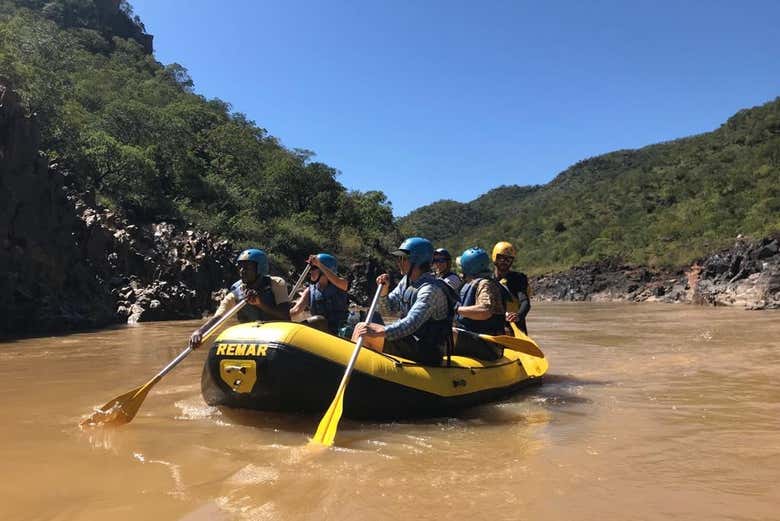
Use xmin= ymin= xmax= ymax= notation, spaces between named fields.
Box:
xmin=310 ymin=388 xmax=345 ymax=446
xmin=80 ymin=385 xmax=151 ymax=428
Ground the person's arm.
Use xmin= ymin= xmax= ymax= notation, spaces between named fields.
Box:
xmin=352 ymin=322 xmax=386 ymax=351
xmin=384 ymin=285 xmax=439 ymax=341
xmin=289 ymin=286 xmax=310 ymax=316
xmin=247 ymin=293 xmax=290 ymax=320
xmin=457 ymin=303 xmax=493 ymax=320
xmin=516 ymin=291 xmax=531 ymax=320
xmin=456 ymin=280 xmax=494 ymax=320
xmin=189 ymin=292 xmax=235 ymax=348
xmin=308 ymin=254 xmax=349 ymax=291
xmin=510 ymin=273 xmax=531 ymax=321
xmin=378 ymin=274 xmax=402 ymax=315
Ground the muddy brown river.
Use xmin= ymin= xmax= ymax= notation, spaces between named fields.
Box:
xmin=1 ymin=303 xmax=778 ymax=520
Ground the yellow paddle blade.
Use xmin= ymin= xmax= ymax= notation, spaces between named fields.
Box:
xmin=310 ymin=387 xmax=345 ymax=446
xmin=514 ymin=351 xmax=549 ymax=377
xmin=480 ymin=333 xmax=545 ymax=358
xmin=80 ymin=383 xmax=153 ymax=428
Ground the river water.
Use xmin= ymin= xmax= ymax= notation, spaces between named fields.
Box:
xmin=1 ymin=303 xmax=778 ymax=521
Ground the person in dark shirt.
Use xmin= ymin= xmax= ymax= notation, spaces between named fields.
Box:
xmin=189 ymin=248 xmax=291 ymax=349
xmin=492 ymin=241 xmax=531 ymax=335
xmin=290 ymin=253 xmax=350 ymax=334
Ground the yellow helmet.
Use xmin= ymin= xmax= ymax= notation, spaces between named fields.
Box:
xmin=491 ymin=241 xmax=516 ymax=261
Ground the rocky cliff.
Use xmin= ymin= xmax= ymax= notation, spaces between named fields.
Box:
xmin=0 ymin=83 xmax=235 ymax=337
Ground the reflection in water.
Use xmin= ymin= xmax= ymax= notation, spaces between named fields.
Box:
xmin=1 ymin=304 xmax=779 ymax=520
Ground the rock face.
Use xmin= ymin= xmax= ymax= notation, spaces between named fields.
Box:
xmin=532 ymin=235 xmax=780 ymax=310
xmin=0 ymin=83 xmax=236 ymax=337
xmin=70 ymin=203 xmax=237 ymax=324
xmin=1 ymin=84 xmax=115 ymax=335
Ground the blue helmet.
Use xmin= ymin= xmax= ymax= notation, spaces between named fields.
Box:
xmin=314 ymin=253 xmax=338 ymax=271
xmin=237 ymin=248 xmax=269 ymax=277
xmin=434 ymin=248 xmax=452 ymax=261
xmin=460 ymin=247 xmax=490 ymax=276
xmin=392 ymin=237 xmax=433 ymax=265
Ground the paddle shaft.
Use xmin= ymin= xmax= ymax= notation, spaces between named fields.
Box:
xmin=311 ymin=283 xmax=384 ymax=445
xmin=168 ymin=268 xmax=306 ymax=382
xmin=510 ymin=321 xmax=526 ymax=338
xmin=137 ymin=270 xmax=307 ymax=396
xmin=332 ymin=283 xmax=384 ymax=398
xmin=289 ymin=263 xmax=312 ymax=301
xmin=150 ymin=299 xmax=248 ymax=386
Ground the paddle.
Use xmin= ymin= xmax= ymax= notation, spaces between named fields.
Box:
xmin=454 ymin=327 xmax=545 ymax=358
xmin=289 ymin=263 xmax=311 ymax=301
xmin=81 ymin=263 xmax=313 ymax=428
xmin=80 ymin=298 xmax=247 ymax=428
xmin=310 ymin=283 xmax=384 ymax=446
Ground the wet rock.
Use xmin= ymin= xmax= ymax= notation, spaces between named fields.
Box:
xmin=757 ymin=239 xmax=779 ymax=259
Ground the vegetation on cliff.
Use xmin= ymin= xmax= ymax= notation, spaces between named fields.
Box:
xmin=401 ymin=99 xmax=780 ymax=273
xmin=0 ymin=0 xmax=398 ymax=270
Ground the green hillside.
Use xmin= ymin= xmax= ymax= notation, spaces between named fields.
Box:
xmin=0 ymin=0 xmax=398 ymax=268
xmin=401 ymin=99 xmax=780 ymax=273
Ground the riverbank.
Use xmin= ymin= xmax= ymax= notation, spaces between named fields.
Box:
xmin=532 ymin=235 xmax=780 ymax=310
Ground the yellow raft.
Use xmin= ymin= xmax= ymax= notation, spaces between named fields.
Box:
xmin=201 ymin=321 xmax=548 ymax=420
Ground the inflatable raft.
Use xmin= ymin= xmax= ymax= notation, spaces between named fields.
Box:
xmin=201 ymin=321 xmax=548 ymax=420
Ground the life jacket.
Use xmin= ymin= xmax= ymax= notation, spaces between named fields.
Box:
xmin=456 ymin=277 xmax=506 ymax=335
xmin=397 ymin=275 xmax=458 ymax=361
xmin=438 ymin=271 xmax=462 ymax=296
xmin=309 ymin=282 xmax=349 ymax=334
xmin=230 ymin=277 xmax=278 ymax=323
xmin=499 ymin=271 xmax=531 ymax=314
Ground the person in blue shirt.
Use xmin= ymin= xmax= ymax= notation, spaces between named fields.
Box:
xmin=354 ymin=237 xmax=457 ymax=365
xmin=290 ymin=253 xmax=350 ymax=334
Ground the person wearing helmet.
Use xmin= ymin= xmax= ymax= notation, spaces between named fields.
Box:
xmin=492 ymin=241 xmax=531 ymax=335
xmin=433 ymin=248 xmax=462 ymax=295
xmin=454 ymin=247 xmax=506 ymax=336
xmin=188 ymin=248 xmax=291 ymax=348
xmin=353 ymin=237 xmax=457 ymax=365
xmin=289 ymin=253 xmax=350 ymax=334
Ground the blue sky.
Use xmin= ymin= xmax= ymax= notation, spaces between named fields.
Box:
xmin=130 ymin=0 xmax=779 ymax=216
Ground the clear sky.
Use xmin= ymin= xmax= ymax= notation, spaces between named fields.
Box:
xmin=130 ymin=0 xmax=779 ymax=216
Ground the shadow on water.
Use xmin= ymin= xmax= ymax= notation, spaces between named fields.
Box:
xmin=542 ymin=373 xmax=612 ymax=386
xmin=217 ymin=407 xmax=319 ymax=435
xmin=529 ymin=372 xmax=611 ymax=408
